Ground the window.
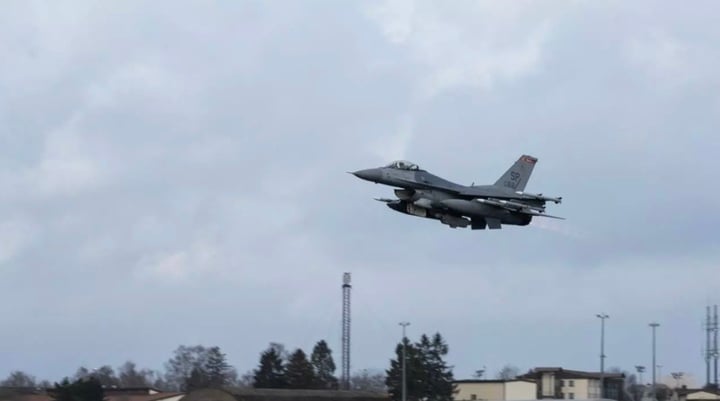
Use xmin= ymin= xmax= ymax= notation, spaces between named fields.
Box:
xmin=569 ymin=393 xmax=574 ymax=399
xmin=471 ymin=395 xmax=477 ymax=400
xmin=569 ymin=380 xmax=574 ymax=387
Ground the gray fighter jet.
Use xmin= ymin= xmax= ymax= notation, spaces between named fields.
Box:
xmin=350 ymin=155 xmax=563 ymax=230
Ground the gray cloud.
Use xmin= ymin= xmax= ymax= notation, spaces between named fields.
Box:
xmin=0 ymin=0 xmax=719 ymax=387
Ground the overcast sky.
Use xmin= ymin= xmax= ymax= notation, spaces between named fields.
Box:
xmin=1 ymin=0 xmax=719 ymax=388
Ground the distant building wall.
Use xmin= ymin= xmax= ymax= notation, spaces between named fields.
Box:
xmin=541 ymin=373 xmax=556 ymax=398
xmin=517 ymin=367 xmax=624 ymax=401
xmin=505 ymin=381 xmax=537 ymax=400
xmin=181 ymin=388 xmax=236 ymax=401
xmin=453 ymin=380 xmax=537 ymax=401
xmin=454 ymin=382 xmax=504 ymax=401
xmin=679 ymin=389 xmax=720 ymax=401
xmin=559 ymin=378 xmax=600 ymax=399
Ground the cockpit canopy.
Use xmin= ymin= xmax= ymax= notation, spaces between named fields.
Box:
xmin=385 ymin=160 xmax=420 ymax=170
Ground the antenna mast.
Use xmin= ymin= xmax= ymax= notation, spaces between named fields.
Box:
xmin=706 ymin=304 xmax=720 ymax=388
xmin=706 ymin=306 xmax=712 ymax=387
xmin=714 ymin=305 xmax=718 ymax=387
xmin=341 ymin=272 xmax=352 ymax=390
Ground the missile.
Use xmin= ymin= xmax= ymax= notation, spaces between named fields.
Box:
xmin=515 ymin=191 xmax=563 ymax=204
xmin=475 ymin=198 xmax=513 ymax=208
xmin=475 ymin=198 xmax=545 ymax=212
xmin=542 ymin=196 xmax=562 ymax=204
xmin=413 ymin=198 xmax=434 ymax=209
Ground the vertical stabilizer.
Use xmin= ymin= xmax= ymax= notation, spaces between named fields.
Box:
xmin=494 ymin=155 xmax=537 ymax=191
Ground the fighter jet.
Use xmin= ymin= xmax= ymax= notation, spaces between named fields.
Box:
xmin=350 ymin=155 xmax=563 ymax=230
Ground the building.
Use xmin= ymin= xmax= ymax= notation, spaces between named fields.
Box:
xmin=517 ymin=367 xmax=625 ymax=401
xmin=97 ymin=387 xmax=185 ymax=401
xmin=452 ymin=379 xmax=537 ymax=401
xmin=0 ymin=386 xmax=184 ymax=401
xmin=181 ymin=387 xmax=390 ymax=401
xmin=677 ymin=387 xmax=720 ymax=401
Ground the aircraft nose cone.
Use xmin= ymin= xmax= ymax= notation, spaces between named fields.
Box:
xmin=351 ymin=168 xmax=381 ymax=182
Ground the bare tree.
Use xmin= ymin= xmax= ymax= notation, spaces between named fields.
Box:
xmin=74 ymin=367 xmax=91 ymax=380
xmin=1 ymin=371 xmax=37 ymax=387
xmin=93 ymin=365 xmax=120 ymax=387
xmin=118 ymin=361 xmax=156 ymax=387
xmin=350 ymin=369 xmax=386 ymax=393
xmin=496 ymin=365 xmax=520 ymax=380
xmin=164 ymin=344 xmax=237 ymax=391
xmin=164 ymin=345 xmax=211 ymax=391
xmin=235 ymin=370 xmax=255 ymax=388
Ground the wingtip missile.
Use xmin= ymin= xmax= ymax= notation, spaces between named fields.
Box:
xmin=474 ymin=198 xmax=546 ymax=212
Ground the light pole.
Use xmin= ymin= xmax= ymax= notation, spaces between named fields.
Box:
xmin=635 ymin=365 xmax=645 ymax=385
xmin=650 ymin=322 xmax=660 ymax=389
xmin=400 ymin=322 xmax=410 ymax=401
xmin=671 ymin=372 xmax=684 ymax=388
xmin=597 ymin=313 xmax=609 ymax=398
xmin=635 ymin=365 xmax=646 ymax=401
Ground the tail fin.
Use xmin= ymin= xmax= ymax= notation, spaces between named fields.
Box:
xmin=493 ymin=155 xmax=537 ymax=191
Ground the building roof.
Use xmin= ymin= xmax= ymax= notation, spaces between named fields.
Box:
xmin=228 ymin=388 xmax=388 ymax=398
xmin=183 ymin=387 xmax=389 ymax=401
xmin=1 ymin=394 xmax=183 ymax=401
xmin=104 ymin=387 xmax=165 ymax=394
xmin=676 ymin=387 xmax=720 ymax=396
xmin=453 ymin=379 xmax=536 ymax=384
xmin=519 ymin=368 xmax=624 ymax=380
xmin=0 ymin=387 xmax=183 ymax=401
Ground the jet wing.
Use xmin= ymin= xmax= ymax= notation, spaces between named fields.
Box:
xmin=459 ymin=186 xmax=562 ymax=204
xmin=472 ymin=198 xmax=564 ymax=219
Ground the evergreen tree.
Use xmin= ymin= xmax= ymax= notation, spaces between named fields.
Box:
xmin=50 ymin=377 xmax=105 ymax=401
xmin=184 ymin=367 xmax=211 ymax=392
xmin=385 ymin=338 xmax=424 ymax=401
xmin=426 ymin=333 xmax=456 ymax=401
xmin=205 ymin=346 xmax=236 ymax=388
xmin=286 ymin=349 xmax=316 ymax=389
xmin=50 ymin=379 xmax=75 ymax=401
xmin=415 ymin=334 xmax=434 ymax=397
xmin=310 ymin=340 xmax=338 ymax=389
xmin=253 ymin=344 xmax=287 ymax=388
xmin=385 ymin=333 xmax=456 ymax=401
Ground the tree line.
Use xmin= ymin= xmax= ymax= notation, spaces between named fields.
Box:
xmin=0 ymin=332 xmax=457 ymax=401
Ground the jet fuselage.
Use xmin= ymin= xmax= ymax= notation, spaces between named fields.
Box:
xmin=351 ymin=157 xmax=562 ymax=230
